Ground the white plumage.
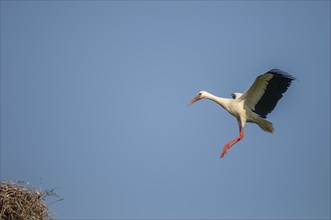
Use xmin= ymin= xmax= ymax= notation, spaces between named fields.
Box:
xmin=188 ymin=69 xmax=296 ymax=158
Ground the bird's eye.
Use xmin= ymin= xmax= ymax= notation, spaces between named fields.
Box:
xmin=231 ymin=94 xmax=236 ymax=99
xmin=198 ymin=92 xmax=202 ymax=96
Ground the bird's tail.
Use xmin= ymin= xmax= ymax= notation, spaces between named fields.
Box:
xmin=257 ymin=117 xmax=274 ymax=133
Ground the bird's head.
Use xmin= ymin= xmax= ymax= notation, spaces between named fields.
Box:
xmin=187 ymin=91 xmax=210 ymax=106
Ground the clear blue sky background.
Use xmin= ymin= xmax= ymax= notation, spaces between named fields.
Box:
xmin=1 ymin=1 xmax=330 ymax=219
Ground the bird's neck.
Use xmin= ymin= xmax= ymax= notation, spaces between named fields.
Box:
xmin=205 ymin=93 xmax=231 ymax=111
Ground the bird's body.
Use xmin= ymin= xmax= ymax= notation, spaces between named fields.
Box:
xmin=188 ymin=69 xmax=295 ymax=158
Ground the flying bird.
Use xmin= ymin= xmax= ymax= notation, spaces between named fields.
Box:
xmin=188 ymin=69 xmax=296 ymax=158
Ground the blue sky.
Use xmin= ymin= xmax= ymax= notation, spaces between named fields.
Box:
xmin=1 ymin=1 xmax=330 ymax=219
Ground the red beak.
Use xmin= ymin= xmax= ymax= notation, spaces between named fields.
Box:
xmin=187 ymin=95 xmax=201 ymax=106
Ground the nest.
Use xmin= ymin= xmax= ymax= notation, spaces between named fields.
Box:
xmin=0 ymin=181 xmax=60 ymax=220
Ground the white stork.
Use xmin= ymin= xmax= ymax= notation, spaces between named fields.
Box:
xmin=188 ymin=69 xmax=296 ymax=158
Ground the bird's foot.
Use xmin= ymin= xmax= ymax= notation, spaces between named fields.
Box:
xmin=220 ymin=144 xmax=230 ymax=158
xmin=220 ymin=149 xmax=227 ymax=158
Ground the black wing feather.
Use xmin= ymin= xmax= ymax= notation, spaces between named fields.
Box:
xmin=254 ymin=69 xmax=296 ymax=118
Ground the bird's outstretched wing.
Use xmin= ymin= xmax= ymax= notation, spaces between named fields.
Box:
xmin=239 ymin=69 xmax=296 ymax=118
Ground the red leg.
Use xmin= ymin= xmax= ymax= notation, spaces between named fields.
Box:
xmin=220 ymin=127 xmax=244 ymax=158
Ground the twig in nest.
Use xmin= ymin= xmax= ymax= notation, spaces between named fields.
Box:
xmin=0 ymin=181 xmax=62 ymax=220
